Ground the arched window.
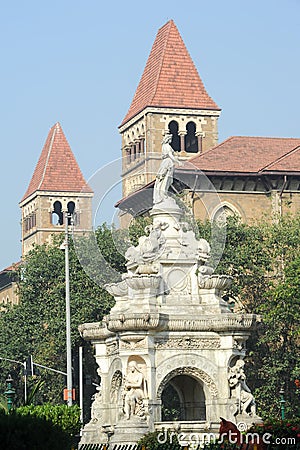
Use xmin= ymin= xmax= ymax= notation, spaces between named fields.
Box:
xmin=168 ymin=121 xmax=180 ymax=151
xmin=51 ymin=201 xmax=63 ymax=225
xmin=67 ymin=201 xmax=76 ymax=225
xmin=213 ymin=204 xmax=240 ymax=226
xmin=185 ymin=121 xmax=198 ymax=153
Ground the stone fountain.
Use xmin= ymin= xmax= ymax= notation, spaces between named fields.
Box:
xmin=79 ymin=134 xmax=261 ymax=447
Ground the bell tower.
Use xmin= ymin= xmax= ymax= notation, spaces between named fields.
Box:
xmin=119 ymin=20 xmax=221 ymax=198
xmin=19 ymin=122 xmax=93 ymax=256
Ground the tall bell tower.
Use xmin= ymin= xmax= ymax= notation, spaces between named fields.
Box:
xmin=119 ymin=20 xmax=221 ymax=198
xmin=19 ymin=122 xmax=93 ymax=257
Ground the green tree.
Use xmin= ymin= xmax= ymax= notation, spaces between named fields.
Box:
xmin=0 ymin=224 xmax=128 ymax=405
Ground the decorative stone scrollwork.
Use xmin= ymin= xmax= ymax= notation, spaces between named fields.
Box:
xmin=110 ymin=370 xmax=123 ymax=404
xmin=104 ymin=280 xmax=128 ymax=297
xmin=198 ymin=273 xmax=233 ymax=290
xmin=123 ymin=274 xmax=161 ymax=291
xmin=167 ymin=314 xmax=258 ymax=332
xmin=157 ymin=366 xmax=218 ymax=399
xmin=155 ymin=337 xmax=221 ymax=350
xmin=106 ymin=341 xmax=119 ymax=356
xmin=120 ymin=337 xmax=147 ymax=350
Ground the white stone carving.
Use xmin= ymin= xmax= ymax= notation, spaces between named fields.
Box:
xmin=228 ymin=359 xmax=256 ymax=417
xmin=105 ymin=280 xmax=128 ymax=297
xmin=91 ymin=385 xmax=102 ymax=423
xmin=153 ymin=134 xmax=179 ymax=205
xmin=157 ymin=366 xmax=218 ymax=398
xmin=198 ymin=273 xmax=233 ymax=290
xmin=122 ymin=360 xmax=147 ymax=420
xmin=155 ymin=337 xmax=221 ymax=350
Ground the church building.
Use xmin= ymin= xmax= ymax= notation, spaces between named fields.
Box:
xmin=116 ymin=20 xmax=300 ymax=225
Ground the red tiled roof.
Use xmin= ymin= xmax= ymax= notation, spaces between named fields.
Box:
xmin=21 ymin=123 xmax=92 ymax=202
xmin=0 ymin=261 xmax=21 ymax=275
xmin=188 ymin=136 xmax=300 ymax=174
xmin=120 ymin=20 xmax=220 ymax=126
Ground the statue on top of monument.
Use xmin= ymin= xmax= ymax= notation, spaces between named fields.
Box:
xmin=153 ymin=133 xmax=180 ymax=205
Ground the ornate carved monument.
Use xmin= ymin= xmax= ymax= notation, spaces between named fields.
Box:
xmin=79 ymin=136 xmax=260 ymax=446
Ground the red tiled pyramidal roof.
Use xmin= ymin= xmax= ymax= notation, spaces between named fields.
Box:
xmin=188 ymin=136 xmax=300 ymax=173
xmin=120 ymin=20 xmax=220 ymax=126
xmin=21 ymin=122 xmax=92 ymax=202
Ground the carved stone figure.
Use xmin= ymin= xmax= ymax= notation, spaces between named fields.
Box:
xmin=122 ymin=361 xmax=147 ymax=420
xmin=153 ymin=134 xmax=179 ymax=205
xmin=91 ymin=385 xmax=102 ymax=423
xmin=125 ymin=222 xmax=167 ymax=267
xmin=139 ymin=224 xmax=166 ymax=260
xmin=228 ymin=359 xmax=256 ymax=417
xmin=197 ymin=238 xmax=211 ymax=264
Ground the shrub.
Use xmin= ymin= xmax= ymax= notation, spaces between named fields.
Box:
xmin=16 ymin=402 xmax=81 ymax=436
xmin=0 ymin=410 xmax=73 ymax=450
xmin=138 ymin=430 xmax=182 ymax=449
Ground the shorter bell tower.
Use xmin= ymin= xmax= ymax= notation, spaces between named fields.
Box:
xmin=19 ymin=122 xmax=93 ymax=256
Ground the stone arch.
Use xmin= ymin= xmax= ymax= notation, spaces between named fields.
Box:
xmin=157 ymin=366 xmax=218 ymax=400
xmin=157 ymin=366 xmax=218 ymax=422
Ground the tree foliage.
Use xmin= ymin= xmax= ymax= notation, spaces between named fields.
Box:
xmin=0 ymin=224 xmax=128 ymax=405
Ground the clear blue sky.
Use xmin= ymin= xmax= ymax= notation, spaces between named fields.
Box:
xmin=1 ymin=0 xmax=299 ymax=270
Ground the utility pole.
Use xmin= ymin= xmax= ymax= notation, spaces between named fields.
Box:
xmin=64 ymin=212 xmax=73 ymax=406
xmin=79 ymin=346 xmax=84 ymax=424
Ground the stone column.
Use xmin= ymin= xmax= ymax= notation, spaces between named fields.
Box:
xmin=178 ymin=131 xmax=187 ymax=154
xmin=196 ymin=132 xmax=204 ymax=154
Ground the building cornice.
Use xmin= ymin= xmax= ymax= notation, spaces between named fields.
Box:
xmin=119 ymin=106 xmax=221 ymax=133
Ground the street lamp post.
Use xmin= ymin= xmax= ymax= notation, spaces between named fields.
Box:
xmin=5 ymin=374 xmax=15 ymax=412
xmin=64 ymin=212 xmax=73 ymax=406
xmin=0 ymin=357 xmax=27 ymax=403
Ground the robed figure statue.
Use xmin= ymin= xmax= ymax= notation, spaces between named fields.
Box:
xmin=153 ymin=134 xmax=179 ymax=205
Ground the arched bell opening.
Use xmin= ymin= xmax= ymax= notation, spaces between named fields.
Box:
xmin=161 ymin=374 xmax=206 ymax=421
